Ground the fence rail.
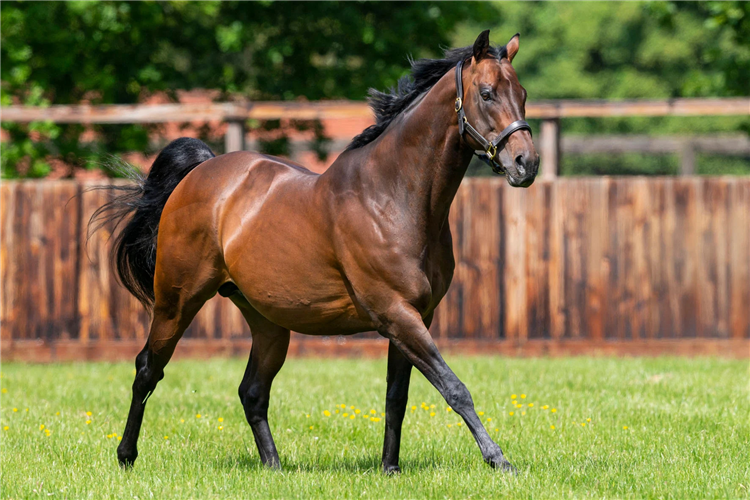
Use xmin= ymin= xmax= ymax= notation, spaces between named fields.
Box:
xmin=1 ymin=177 xmax=748 ymax=361
xmin=2 ymin=98 xmax=749 ymax=176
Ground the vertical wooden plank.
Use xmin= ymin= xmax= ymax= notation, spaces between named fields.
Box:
xmin=48 ymin=181 xmax=80 ymax=340
xmin=563 ymin=180 xmax=586 ymax=339
xmin=700 ymin=178 xmax=730 ymax=337
xmin=78 ymin=180 xmax=117 ymax=342
xmin=524 ymin=180 xmax=549 ymax=339
xmin=463 ymin=179 xmax=502 ymax=340
xmin=672 ymin=178 xmax=700 ymax=338
xmin=584 ymin=178 xmax=609 ymax=341
xmin=729 ymin=179 xmax=750 ymax=339
xmin=0 ymin=182 xmax=17 ymax=340
xmin=503 ymin=181 xmax=528 ymax=342
xmin=548 ymin=179 xmax=565 ymax=340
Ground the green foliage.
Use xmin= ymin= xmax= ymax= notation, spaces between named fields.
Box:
xmin=1 ymin=1 xmax=492 ymax=177
xmin=1 ymin=357 xmax=748 ymax=497
xmin=457 ymin=1 xmax=750 ymax=175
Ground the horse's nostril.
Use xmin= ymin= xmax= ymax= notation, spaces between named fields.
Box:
xmin=515 ymin=155 xmax=526 ymax=175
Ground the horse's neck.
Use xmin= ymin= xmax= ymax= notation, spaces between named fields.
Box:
xmin=365 ymin=70 xmax=473 ymax=232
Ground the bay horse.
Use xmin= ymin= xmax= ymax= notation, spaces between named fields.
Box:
xmin=93 ymin=30 xmax=538 ymax=473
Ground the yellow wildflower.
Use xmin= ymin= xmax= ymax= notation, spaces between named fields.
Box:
xmin=349 ymin=405 xmax=354 ymax=409
xmin=521 ymin=412 xmax=526 ymax=416
xmin=623 ymin=426 xmax=628 ymax=430
xmin=370 ymin=409 xmax=376 ymax=414
xmin=12 ymin=408 xmax=17 ymax=412
xmin=323 ymin=410 xmax=331 ymax=417
xmin=3 ymin=426 xmax=8 ymax=431
xmin=457 ymin=422 xmax=463 ymax=426
xmin=218 ymin=417 xmax=224 ymax=422
xmin=340 ymin=404 xmax=346 ymax=409
xmin=478 ymin=411 xmax=484 ymax=416
xmin=343 ymin=413 xmax=349 ymax=417
xmin=446 ymin=407 xmax=452 ymax=412
xmin=180 ymin=419 xmax=185 ymax=423
xmin=430 ymin=412 xmax=435 ymax=417
xmin=486 ymin=417 xmax=492 ymax=422
xmin=521 ymin=394 xmax=526 ymax=399
xmin=581 ymin=423 xmax=586 ymax=427
xmin=306 ymin=414 xmax=310 ymax=418
xmin=1 ymin=388 xmax=6 ymax=394
xmin=196 ymin=414 xmax=201 ymax=419
xmin=40 ymin=424 xmax=45 ymax=430
xmin=381 ymin=413 xmax=385 ymax=417
xmin=355 ymin=409 xmax=361 ymax=414
xmin=86 ymin=411 xmax=92 ymax=416
xmin=528 ymin=403 xmax=534 ymax=407
xmin=371 ymin=417 xmax=381 ymax=422
xmin=430 ymin=404 xmax=436 ymax=409
xmin=551 ymin=408 xmax=557 ymax=413
xmin=511 ymin=394 xmax=517 ymax=399
xmin=349 ymin=415 xmax=355 ymax=420
xmin=164 ymin=436 xmax=168 ymax=440
xmin=411 ymin=406 xmax=416 ymax=411
xmin=56 ymin=412 xmax=60 ymax=416
xmin=447 ymin=424 xmax=452 ymax=428
xmin=587 ymin=418 xmax=591 ymax=422
xmin=509 ymin=412 xmax=514 ymax=416
xmin=85 ymin=420 xmax=91 ymax=425
xmin=550 ymin=425 xmax=555 ymax=430
xmin=45 ymin=429 xmax=51 ymax=436
xmin=309 ymin=426 xmax=313 ymax=430
xmin=542 ymin=405 xmax=549 ymax=410
xmin=219 ymin=426 xmax=224 ymax=430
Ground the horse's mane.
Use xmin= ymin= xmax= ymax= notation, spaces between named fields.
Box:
xmin=346 ymin=44 xmax=507 ymax=151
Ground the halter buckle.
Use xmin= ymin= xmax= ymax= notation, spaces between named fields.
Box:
xmin=486 ymin=143 xmax=497 ymax=160
xmin=454 ymin=97 xmax=463 ymax=113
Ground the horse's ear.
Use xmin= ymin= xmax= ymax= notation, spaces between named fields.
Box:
xmin=506 ymin=33 xmax=520 ymax=63
xmin=472 ymin=30 xmax=491 ymax=61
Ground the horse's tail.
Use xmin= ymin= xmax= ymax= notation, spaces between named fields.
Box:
xmin=88 ymin=138 xmax=215 ymax=310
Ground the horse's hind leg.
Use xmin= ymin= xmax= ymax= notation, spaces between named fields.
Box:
xmin=381 ymin=341 xmax=413 ymax=474
xmin=231 ymin=295 xmax=290 ymax=469
xmin=117 ymin=265 xmax=221 ymax=467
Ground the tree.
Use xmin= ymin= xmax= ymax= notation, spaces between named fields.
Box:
xmin=1 ymin=1 xmax=496 ymax=177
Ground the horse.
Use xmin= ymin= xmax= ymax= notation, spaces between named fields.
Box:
xmin=92 ymin=30 xmax=538 ymax=474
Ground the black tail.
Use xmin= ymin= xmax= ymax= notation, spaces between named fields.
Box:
xmin=88 ymin=138 xmax=215 ymax=309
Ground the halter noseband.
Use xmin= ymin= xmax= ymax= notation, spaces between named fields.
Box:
xmin=454 ymin=59 xmax=532 ymax=175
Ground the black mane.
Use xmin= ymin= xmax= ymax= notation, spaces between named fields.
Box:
xmin=346 ymin=44 xmax=507 ymax=151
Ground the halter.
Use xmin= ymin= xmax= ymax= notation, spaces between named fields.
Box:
xmin=454 ymin=59 xmax=532 ymax=175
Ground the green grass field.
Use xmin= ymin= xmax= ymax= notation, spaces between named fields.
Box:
xmin=1 ymin=356 xmax=748 ymax=498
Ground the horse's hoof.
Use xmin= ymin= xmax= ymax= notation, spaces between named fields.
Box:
xmin=486 ymin=456 xmax=517 ymax=474
xmin=117 ymin=448 xmax=137 ymax=468
xmin=382 ymin=464 xmax=402 ymax=475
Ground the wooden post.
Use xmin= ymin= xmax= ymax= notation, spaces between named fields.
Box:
xmin=679 ymin=141 xmax=696 ymax=176
xmin=540 ymin=118 xmax=560 ymax=179
xmin=224 ymin=120 xmax=245 ymax=153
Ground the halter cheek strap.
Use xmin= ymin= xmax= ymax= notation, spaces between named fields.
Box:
xmin=454 ymin=59 xmax=532 ymax=174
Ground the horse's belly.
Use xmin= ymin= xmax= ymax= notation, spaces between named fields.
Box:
xmin=238 ymin=272 xmax=373 ymax=335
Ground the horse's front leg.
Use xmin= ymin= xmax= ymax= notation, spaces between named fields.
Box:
xmin=378 ymin=302 xmax=515 ymax=472
xmin=381 ymin=340 xmax=413 ymax=474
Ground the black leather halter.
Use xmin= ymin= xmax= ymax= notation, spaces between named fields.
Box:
xmin=454 ymin=59 xmax=532 ymax=174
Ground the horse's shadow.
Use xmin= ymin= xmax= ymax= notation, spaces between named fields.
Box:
xmin=215 ymin=453 xmax=458 ymax=474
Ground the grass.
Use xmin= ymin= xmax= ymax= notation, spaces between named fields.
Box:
xmin=1 ymin=356 xmax=748 ymax=499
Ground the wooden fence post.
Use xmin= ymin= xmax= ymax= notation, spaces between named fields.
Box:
xmin=679 ymin=141 xmax=696 ymax=176
xmin=540 ymin=118 xmax=560 ymax=179
xmin=225 ymin=120 xmax=246 ymax=153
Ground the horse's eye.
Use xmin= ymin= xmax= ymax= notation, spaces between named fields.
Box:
xmin=481 ymin=91 xmax=491 ymax=101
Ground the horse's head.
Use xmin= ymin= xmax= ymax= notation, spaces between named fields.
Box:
xmin=461 ymin=30 xmax=539 ymax=187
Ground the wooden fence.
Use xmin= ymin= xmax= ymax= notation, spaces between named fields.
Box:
xmin=1 ymin=177 xmax=749 ymax=361
xmin=4 ymin=97 xmax=749 ymax=176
